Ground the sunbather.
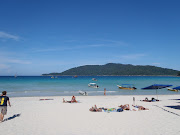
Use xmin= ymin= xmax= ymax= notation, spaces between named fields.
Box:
xmin=71 ymin=96 xmax=77 ymax=103
xmin=118 ymin=104 xmax=130 ymax=110
xmin=89 ymin=105 xmax=102 ymax=112
xmin=151 ymin=97 xmax=159 ymax=102
xmin=63 ymin=98 xmax=71 ymax=103
xmin=63 ymin=96 xmax=77 ymax=103
xmin=132 ymin=105 xmax=149 ymax=110
xmin=140 ymin=97 xmax=159 ymax=102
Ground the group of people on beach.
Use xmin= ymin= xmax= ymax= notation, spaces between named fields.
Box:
xmin=89 ymin=104 xmax=149 ymax=112
xmin=62 ymin=94 xmax=149 ymax=112
xmin=0 ymin=90 xmax=151 ymax=122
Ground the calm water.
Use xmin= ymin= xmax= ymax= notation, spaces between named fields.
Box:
xmin=0 ymin=76 xmax=180 ymax=97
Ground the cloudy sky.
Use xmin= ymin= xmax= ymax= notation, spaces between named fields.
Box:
xmin=0 ymin=0 xmax=180 ymax=75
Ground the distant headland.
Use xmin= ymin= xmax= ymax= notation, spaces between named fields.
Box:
xmin=42 ymin=63 xmax=180 ymax=76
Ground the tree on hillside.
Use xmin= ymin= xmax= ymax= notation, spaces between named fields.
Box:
xmin=177 ymin=71 xmax=180 ymax=76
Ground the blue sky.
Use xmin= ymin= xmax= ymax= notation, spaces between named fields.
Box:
xmin=0 ymin=0 xmax=180 ymax=75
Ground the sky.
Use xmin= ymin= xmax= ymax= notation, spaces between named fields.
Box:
xmin=0 ymin=0 xmax=180 ymax=76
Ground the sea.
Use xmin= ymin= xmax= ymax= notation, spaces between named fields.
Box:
xmin=0 ymin=76 xmax=180 ymax=97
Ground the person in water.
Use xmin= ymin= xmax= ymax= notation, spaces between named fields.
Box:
xmin=104 ymin=88 xmax=106 ymax=96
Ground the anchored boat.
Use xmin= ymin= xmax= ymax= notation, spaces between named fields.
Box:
xmin=117 ymin=84 xmax=137 ymax=90
xmin=88 ymin=83 xmax=99 ymax=88
xmin=167 ymin=86 xmax=180 ymax=92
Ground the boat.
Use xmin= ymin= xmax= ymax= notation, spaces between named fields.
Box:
xmin=92 ymin=78 xmax=98 ymax=81
xmin=117 ymin=84 xmax=137 ymax=90
xmin=88 ymin=83 xmax=99 ymax=88
xmin=79 ymin=90 xmax=88 ymax=96
xmin=51 ymin=76 xmax=54 ymax=79
xmin=14 ymin=72 xmax=17 ymax=78
xmin=167 ymin=88 xmax=178 ymax=92
xmin=167 ymin=86 xmax=180 ymax=92
xmin=74 ymin=75 xmax=78 ymax=78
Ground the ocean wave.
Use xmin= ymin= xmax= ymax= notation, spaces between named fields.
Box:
xmin=87 ymin=91 xmax=116 ymax=93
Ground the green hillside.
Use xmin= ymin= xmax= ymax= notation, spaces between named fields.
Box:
xmin=42 ymin=63 xmax=179 ymax=76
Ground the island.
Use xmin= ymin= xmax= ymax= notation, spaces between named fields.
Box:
xmin=42 ymin=63 xmax=179 ymax=76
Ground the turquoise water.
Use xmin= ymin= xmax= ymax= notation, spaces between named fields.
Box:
xmin=0 ymin=76 xmax=180 ymax=97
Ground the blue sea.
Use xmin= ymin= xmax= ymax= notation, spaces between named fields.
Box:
xmin=0 ymin=76 xmax=180 ymax=97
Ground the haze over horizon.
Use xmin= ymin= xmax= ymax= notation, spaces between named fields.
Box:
xmin=0 ymin=0 xmax=180 ymax=76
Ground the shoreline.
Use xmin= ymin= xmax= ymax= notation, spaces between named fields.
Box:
xmin=42 ymin=75 xmax=179 ymax=77
xmin=1 ymin=75 xmax=179 ymax=77
xmin=8 ymin=93 xmax=180 ymax=98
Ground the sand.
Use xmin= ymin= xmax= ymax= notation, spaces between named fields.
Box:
xmin=0 ymin=95 xmax=180 ymax=135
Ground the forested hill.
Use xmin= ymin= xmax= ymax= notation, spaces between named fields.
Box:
xmin=42 ymin=63 xmax=179 ymax=76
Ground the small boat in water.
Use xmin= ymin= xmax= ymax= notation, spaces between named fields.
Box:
xmin=92 ymin=78 xmax=98 ymax=81
xmin=167 ymin=86 xmax=180 ymax=92
xmin=117 ymin=84 xmax=137 ymax=90
xmin=88 ymin=83 xmax=99 ymax=88
xmin=79 ymin=90 xmax=88 ymax=96
xmin=51 ymin=76 xmax=54 ymax=79
xmin=167 ymin=88 xmax=178 ymax=92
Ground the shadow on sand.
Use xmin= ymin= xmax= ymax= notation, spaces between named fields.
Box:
xmin=2 ymin=114 xmax=21 ymax=122
xmin=166 ymin=105 xmax=180 ymax=110
xmin=153 ymin=105 xmax=180 ymax=117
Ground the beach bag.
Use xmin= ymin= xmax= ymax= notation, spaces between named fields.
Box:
xmin=117 ymin=108 xmax=123 ymax=112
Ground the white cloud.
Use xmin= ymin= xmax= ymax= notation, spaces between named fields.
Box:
xmin=0 ymin=64 xmax=10 ymax=69
xmin=152 ymin=63 xmax=161 ymax=66
xmin=34 ymin=44 xmax=106 ymax=52
xmin=99 ymin=39 xmax=127 ymax=46
xmin=6 ymin=59 xmax=31 ymax=64
xmin=0 ymin=57 xmax=31 ymax=65
xmin=0 ymin=31 xmax=19 ymax=41
xmin=120 ymin=54 xmax=146 ymax=60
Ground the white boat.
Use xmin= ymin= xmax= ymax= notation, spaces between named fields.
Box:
xmin=92 ymin=78 xmax=98 ymax=81
xmin=51 ymin=76 xmax=54 ymax=79
xmin=79 ymin=90 xmax=88 ymax=96
xmin=88 ymin=83 xmax=99 ymax=88
xmin=14 ymin=72 xmax=17 ymax=78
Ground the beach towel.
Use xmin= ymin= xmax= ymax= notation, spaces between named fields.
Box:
xmin=39 ymin=99 xmax=54 ymax=101
xmin=103 ymin=108 xmax=117 ymax=112
xmin=63 ymin=101 xmax=80 ymax=103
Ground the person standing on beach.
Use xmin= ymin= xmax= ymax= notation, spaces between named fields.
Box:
xmin=104 ymin=88 xmax=106 ymax=96
xmin=0 ymin=91 xmax=11 ymax=122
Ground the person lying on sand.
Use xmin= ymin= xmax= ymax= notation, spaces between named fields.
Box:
xmin=63 ymin=96 xmax=77 ymax=103
xmin=63 ymin=98 xmax=71 ymax=103
xmin=132 ymin=105 xmax=149 ymax=110
xmin=118 ymin=104 xmax=130 ymax=110
xmin=140 ymin=97 xmax=159 ymax=102
xmin=89 ymin=105 xmax=102 ymax=112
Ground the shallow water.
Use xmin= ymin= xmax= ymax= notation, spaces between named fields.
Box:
xmin=0 ymin=76 xmax=180 ymax=97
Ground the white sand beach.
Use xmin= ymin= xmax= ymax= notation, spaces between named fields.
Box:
xmin=0 ymin=95 xmax=180 ymax=135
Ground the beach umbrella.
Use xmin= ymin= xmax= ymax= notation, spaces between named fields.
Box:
xmin=141 ymin=84 xmax=172 ymax=99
